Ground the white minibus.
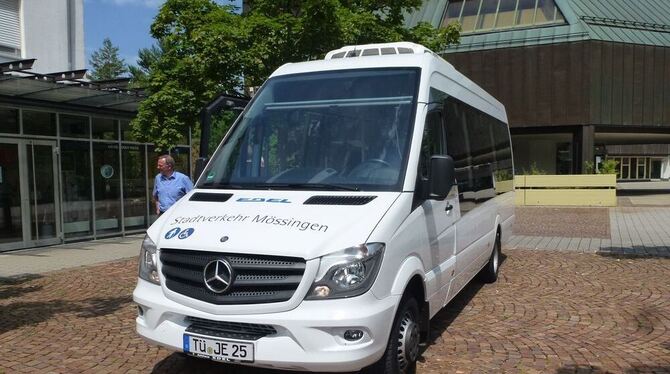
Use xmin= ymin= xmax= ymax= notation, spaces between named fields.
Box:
xmin=133 ymin=42 xmax=515 ymax=373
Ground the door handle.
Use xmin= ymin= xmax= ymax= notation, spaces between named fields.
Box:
xmin=445 ymin=202 xmax=453 ymax=212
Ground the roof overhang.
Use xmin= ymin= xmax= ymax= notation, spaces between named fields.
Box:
xmin=0 ymin=75 xmax=143 ymax=114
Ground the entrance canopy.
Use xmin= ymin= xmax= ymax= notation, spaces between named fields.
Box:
xmin=0 ymin=59 xmax=143 ymax=114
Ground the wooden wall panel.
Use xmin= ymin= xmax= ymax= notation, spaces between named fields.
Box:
xmin=444 ymin=41 xmax=670 ymax=130
xmin=552 ymin=43 xmax=568 ymax=125
xmin=632 ymin=44 xmax=645 ymax=125
xmin=653 ymin=47 xmax=665 ymax=125
xmin=524 ymin=46 xmax=539 ymax=125
xmin=600 ymin=42 xmax=613 ymax=124
xmin=610 ymin=43 xmax=623 ymax=124
xmin=665 ymin=48 xmax=670 ymax=125
xmin=536 ymin=47 xmax=553 ymax=124
xmin=621 ymin=44 xmax=634 ymax=125
xmin=643 ymin=47 xmax=655 ymax=125
xmin=566 ymin=42 xmax=584 ymax=124
xmin=589 ymin=42 xmax=602 ymax=124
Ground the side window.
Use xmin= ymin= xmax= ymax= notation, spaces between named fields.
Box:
xmin=493 ymin=119 xmax=514 ymax=193
xmin=444 ymin=98 xmax=474 ymax=214
xmin=419 ymin=110 xmax=444 ymax=178
xmin=468 ymin=110 xmax=496 ymax=203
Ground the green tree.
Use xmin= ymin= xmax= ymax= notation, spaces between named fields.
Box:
xmin=133 ymin=0 xmax=460 ymax=150
xmin=89 ymin=38 xmax=128 ymax=81
xmin=128 ymin=44 xmax=163 ymax=88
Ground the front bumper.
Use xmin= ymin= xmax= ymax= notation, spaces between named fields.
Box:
xmin=133 ymin=279 xmax=399 ymax=372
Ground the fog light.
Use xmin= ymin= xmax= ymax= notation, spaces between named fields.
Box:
xmin=344 ymin=329 xmax=364 ymax=341
xmin=312 ymin=285 xmax=331 ymax=298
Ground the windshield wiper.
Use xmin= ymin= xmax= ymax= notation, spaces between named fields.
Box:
xmin=255 ymin=183 xmax=359 ymax=191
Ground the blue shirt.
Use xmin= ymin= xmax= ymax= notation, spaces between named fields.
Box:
xmin=153 ymin=171 xmax=193 ymax=213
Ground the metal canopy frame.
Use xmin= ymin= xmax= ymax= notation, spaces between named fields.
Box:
xmin=0 ymin=58 xmax=144 ymax=113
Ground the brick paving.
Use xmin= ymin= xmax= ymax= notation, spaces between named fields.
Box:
xmin=1 ymin=250 xmax=669 ymax=373
xmin=511 ymin=207 xmax=670 ymax=258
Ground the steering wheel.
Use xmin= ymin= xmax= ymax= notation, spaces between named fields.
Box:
xmin=348 ymin=158 xmax=392 ymax=177
xmin=360 ymin=158 xmax=391 ymax=168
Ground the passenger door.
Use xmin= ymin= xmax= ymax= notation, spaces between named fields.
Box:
xmin=418 ymin=109 xmax=459 ymax=314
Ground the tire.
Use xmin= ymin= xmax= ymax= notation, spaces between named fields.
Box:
xmin=479 ymin=231 xmax=501 ymax=283
xmin=368 ymin=296 xmax=421 ymax=374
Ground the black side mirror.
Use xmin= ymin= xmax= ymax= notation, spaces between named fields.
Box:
xmin=194 ymin=157 xmax=209 ymax=181
xmin=429 ymin=155 xmax=455 ymax=200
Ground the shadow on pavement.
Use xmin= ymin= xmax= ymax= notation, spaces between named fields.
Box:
xmin=597 ymin=246 xmax=670 ymax=259
xmin=0 ymin=295 xmax=132 ymax=334
xmin=152 ymin=352 xmax=350 ymax=374
xmin=0 ymin=274 xmax=44 ymax=300
xmin=416 ymin=253 xmax=507 ymax=364
xmin=556 ymin=364 xmax=670 ymax=373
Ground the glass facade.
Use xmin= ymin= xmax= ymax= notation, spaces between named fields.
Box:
xmin=0 ymin=142 xmax=22 ymax=244
xmin=0 ymin=105 xmax=191 ymax=251
xmin=512 ymin=133 xmax=573 ymax=174
xmin=442 ymin=0 xmax=565 ymax=34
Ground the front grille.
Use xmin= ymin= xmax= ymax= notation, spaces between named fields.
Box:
xmin=185 ymin=316 xmax=277 ymax=341
xmin=160 ymin=248 xmax=306 ymax=305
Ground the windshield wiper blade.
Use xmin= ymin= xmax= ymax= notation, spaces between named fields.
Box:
xmin=256 ymin=183 xmax=359 ymax=191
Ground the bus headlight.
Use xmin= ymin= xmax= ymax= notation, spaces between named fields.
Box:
xmin=306 ymin=243 xmax=384 ymax=300
xmin=138 ymin=235 xmax=160 ymax=285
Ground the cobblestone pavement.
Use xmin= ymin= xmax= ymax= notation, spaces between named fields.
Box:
xmin=1 ymin=250 xmax=669 ymax=373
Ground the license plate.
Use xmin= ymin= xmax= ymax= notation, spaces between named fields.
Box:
xmin=183 ymin=334 xmax=254 ymax=363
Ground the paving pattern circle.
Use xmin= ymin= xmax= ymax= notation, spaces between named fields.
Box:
xmin=1 ymin=250 xmax=669 ymax=373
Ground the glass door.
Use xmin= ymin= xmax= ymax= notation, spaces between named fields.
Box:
xmin=0 ymin=140 xmax=23 ymax=251
xmin=26 ymin=140 xmax=61 ymax=246
xmin=0 ymin=139 xmax=61 ymax=252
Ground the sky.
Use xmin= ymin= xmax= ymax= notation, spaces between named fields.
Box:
xmin=84 ymin=0 xmax=242 ymax=71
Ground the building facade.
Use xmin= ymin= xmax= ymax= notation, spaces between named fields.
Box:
xmin=407 ymin=0 xmax=670 ymax=180
xmin=0 ymin=0 xmax=191 ymax=251
xmin=0 ymin=0 xmax=85 ymax=73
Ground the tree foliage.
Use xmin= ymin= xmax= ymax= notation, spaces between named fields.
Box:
xmin=89 ymin=38 xmax=128 ymax=81
xmin=128 ymin=43 xmax=164 ymax=88
xmin=133 ymin=0 xmax=460 ymax=150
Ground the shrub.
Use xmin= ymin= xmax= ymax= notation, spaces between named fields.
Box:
xmin=599 ymin=159 xmax=619 ymax=174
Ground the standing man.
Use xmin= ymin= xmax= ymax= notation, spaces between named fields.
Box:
xmin=153 ymin=155 xmax=193 ymax=216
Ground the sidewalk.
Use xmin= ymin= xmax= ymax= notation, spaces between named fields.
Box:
xmin=0 ymin=234 xmax=143 ymax=278
xmin=509 ymin=206 xmax=670 ymax=257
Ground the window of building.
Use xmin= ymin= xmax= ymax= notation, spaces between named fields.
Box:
xmin=23 ymin=110 xmax=57 ymax=136
xmin=92 ymin=118 xmax=119 ymax=140
xmin=61 ymin=140 xmax=93 ymax=239
xmin=0 ymin=107 xmax=19 ymax=133
xmin=60 ymin=114 xmax=90 ymax=139
xmin=0 ymin=0 xmax=21 ymax=58
xmin=442 ymin=0 xmax=566 ymax=34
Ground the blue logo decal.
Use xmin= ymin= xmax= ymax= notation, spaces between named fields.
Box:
xmin=178 ymin=227 xmax=195 ymax=239
xmin=165 ymin=227 xmax=181 ymax=239
xmin=237 ymin=197 xmax=291 ymax=203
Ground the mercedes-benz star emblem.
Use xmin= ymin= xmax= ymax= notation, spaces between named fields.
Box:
xmin=203 ymin=259 xmax=234 ymax=294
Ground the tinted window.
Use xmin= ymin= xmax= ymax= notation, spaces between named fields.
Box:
xmin=443 ymin=96 xmax=512 ymax=214
xmin=23 ymin=110 xmax=56 ymax=136
xmin=0 ymin=107 xmax=19 ymax=133
xmin=420 ymin=111 xmax=444 ymax=178
xmin=60 ymin=114 xmax=90 ymax=139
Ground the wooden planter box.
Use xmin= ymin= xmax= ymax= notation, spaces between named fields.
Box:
xmin=515 ymin=174 xmax=617 ymax=207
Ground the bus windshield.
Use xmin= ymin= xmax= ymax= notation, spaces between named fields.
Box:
xmin=198 ymin=68 xmax=419 ymax=191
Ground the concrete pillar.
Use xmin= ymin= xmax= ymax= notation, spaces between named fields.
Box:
xmin=577 ymin=125 xmax=595 ymax=174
